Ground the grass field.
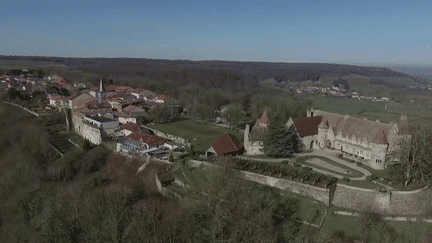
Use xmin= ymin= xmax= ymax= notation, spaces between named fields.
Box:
xmin=311 ymin=96 xmax=387 ymax=117
xmin=148 ymin=119 xmax=243 ymax=152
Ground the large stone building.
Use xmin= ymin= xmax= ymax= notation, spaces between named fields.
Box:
xmin=244 ymin=108 xmax=409 ymax=170
xmin=291 ymin=108 xmax=409 ymax=170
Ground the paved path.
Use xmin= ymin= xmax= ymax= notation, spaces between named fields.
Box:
xmin=239 ymin=149 xmax=372 ymax=181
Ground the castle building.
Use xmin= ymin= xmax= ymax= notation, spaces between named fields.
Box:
xmin=243 ymin=108 xmax=270 ymax=155
xmin=293 ymin=108 xmax=409 ymax=170
xmin=244 ymin=108 xmax=409 ymax=170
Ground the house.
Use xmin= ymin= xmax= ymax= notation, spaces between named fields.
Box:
xmin=151 ymin=94 xmax=170 ymax=104
xmin=206 ymin=132 xmax=244 ymax=157
xmin=68 ymin=93 xmax=95 ymax=109
xmin=116 ymin=85 xmax=133 ymax=93
xmin=49 ymin=95 xmax=65 ymax=107
xmin=116 ymin=131 xmax=166 ymax=154
xmin=130 ymin=87 xmax=156 ymax=100
xmin=88 ymin=86 xmax=100 ymax=97
xmin=120 ymin=122 xmax=140 ymax=136
xmin=78 ymin=115 xmax=120 ymax=144
xmin=243 ymin=109 xmax=270 ymax=155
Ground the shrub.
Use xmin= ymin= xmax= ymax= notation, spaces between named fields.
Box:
xmin=366 ymin=175 xmax=372 ymax=181
xmin=343 ymin=177 xmax=350 ymax=182
xmin=173 ymin=148 xmax=180 ymax=152
xmin=371 ymin=174 xmax=378 ymax=180
xmin=281 ymin=160 xmax=290 ymax=165
xmin=293 ymin=163 xmax=301 ymax=168
xmin=356 ymin=162 xmax=361 ymax=166
xmin=303 ymin=167 xmax=313 ymax=171
xmin=338 ymin=153 xmax=343 ymax=158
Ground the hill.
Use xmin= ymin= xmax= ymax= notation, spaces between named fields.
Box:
xmin=0 ymin=55 xmax=425 ymax=90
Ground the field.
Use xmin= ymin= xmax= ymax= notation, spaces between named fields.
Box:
xmin=148 ymin=120 xmax=243 ymax=152
xmin=311 ymin=95 xmax=386 ymax=117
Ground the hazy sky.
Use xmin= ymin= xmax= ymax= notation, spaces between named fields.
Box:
xmin=1 ymin=0 xmax=432 ymax=66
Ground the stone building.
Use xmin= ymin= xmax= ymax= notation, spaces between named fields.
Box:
xmin=243 ymin=109 xmax=270 ymax=155
xmin=301 ymin=108 xmax=408 ymax=170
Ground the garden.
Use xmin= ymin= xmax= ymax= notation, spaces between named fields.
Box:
xmin=296 ymin=155 xmax=364 ymax=178
xmin=214 ymin=157 xmax=339 ymax=189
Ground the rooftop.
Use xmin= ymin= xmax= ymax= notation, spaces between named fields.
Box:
xmin=86 ymin=115 xmax=116 ymax=123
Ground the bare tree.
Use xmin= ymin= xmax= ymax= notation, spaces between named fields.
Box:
xmin=388 ymin=120 xmax=432 ymax=187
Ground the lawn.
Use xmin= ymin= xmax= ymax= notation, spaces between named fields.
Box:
xmin=148 ymin=119 xmax=243 ymax=152
xmin=62 ymin=131 xmax=88 ymax=148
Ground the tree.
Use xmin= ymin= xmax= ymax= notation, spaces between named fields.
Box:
xmin=263 ymin=114 xmax=304 ymax=158
xmin=387 ymin=120 xmax=432 ymax=187
xmin=223 ymin=103 xmax=245 ymax=130
xmin=357 ymin=205 xmax=383 ymax=241
xmin=82 ymin=139 xmax=91 ymax=152
xmin=168 ymin=153 xmax=174 ymax=162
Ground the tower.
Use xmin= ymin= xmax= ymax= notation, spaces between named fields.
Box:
xmin=98 ymin=78 xmax=106 ymax=103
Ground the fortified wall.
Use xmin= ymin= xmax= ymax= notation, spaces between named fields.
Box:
xmin=332 ymin=183 xmax=432 ymax=215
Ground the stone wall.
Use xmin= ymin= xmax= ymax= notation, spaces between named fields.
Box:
xmin=332 ymin=184 xmax=432 ymax=215
xmin=149 ymin=128 xmax=191 ymax=147
xmin=187 ymin=160 xmax=332 ymax=205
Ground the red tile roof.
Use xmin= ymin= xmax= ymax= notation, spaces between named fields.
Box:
xmin=294 ymin=116 xmax=323 ymax=137
xmin=105 ymin=85 xmax=117 ymax=92
xmin=124 ymin=132 xmax=166 ymax=145
xmin=372 ymin=131 xmax=389 ymax=145
xmin=131 ymin=87 xmax=148 ymax=93
xmin=120 ymin=122 xmax=139 ymax=132
xmin=116 ymin=86 xmax=132 ymax=93
xmin=211 ymin=132 xmax=244 ymax=156
xmin=249 ymin=109 xmax=271 ymax=141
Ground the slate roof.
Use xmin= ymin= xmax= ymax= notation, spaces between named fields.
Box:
xmin=313 ymin=109 xmax=394 ymax=144
xmin=211 ymin=132 xmax=244 ymax=156
xmin=294 ymin=116 xmax=323 ymax=137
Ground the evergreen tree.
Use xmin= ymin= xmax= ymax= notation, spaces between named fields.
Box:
xmin=263 ymin=115 xmax=303 ymax=158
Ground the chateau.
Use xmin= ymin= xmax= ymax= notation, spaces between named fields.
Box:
xmin=244 ymin=108 xmax=409 ymax=170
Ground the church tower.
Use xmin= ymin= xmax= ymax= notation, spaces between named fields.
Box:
xmin=98 ymin=78 xmax=106 ymax=103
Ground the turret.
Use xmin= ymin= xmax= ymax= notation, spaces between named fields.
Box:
xmin=244 ymin=124 xmax=250 ymax=154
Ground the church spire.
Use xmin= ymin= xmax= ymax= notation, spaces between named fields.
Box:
xmin=99 ymin=78 xmax=105 ymax=92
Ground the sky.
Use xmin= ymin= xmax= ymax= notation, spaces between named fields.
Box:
xmin=1 ymin=0 xmax=432 ymax=67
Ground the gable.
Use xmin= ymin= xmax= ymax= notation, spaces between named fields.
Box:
xmin=293 ymin=116 xmax=322 ymax=137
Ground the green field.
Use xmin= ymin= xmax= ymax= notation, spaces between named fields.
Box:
xmin=148 ymin=120 xmax=243 ymax=152
xmin=311 ymin=95 xmax=387 ymax=117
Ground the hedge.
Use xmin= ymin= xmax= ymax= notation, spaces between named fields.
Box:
xmin=343 ymin=177 xmax=350 ymax=182
xmin=371 ymin=174 xmax=378 ymax=180
xmin=293 ymin=163 xmax=301 ymax=167
xmin=281 ymin=160 xmax=290 ymax=165
xmin=303 ymin=167 xmax=313 ymax=171
xmin=366 ymin=175 xmax=372 ymax=181
xmin=356 ymin=162 xmax=361 ymax=166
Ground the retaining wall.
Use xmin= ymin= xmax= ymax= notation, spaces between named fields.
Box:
xmin=332 ymin=184 xmax=432 ymax=215
xmin=188 ymin=160 xmax=332 ymax=205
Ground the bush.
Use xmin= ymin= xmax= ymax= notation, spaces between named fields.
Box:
xmin=371 ymin=174 xmax=378 ymax=180
xmin=293 ymin=163 xmax=301 ymax=168
xmin=179 ymin=148 xmax=185 ymax=152
xmin=338 ymin=153 xmax=343 ymax=158
xmin=173 ymin=148 xmax=180 ymax=152
xmin=366 ymin=175 xmax=372 ymax=181
xmin=343 ymin=177 xmax=350 ymax=182
xmin=281 ymin=160 xmax=290 ymax=165
xmin=356 ymin=162 xmax=361 ymax=166
xmin=303 ymin=167 xmax=313 ymax=171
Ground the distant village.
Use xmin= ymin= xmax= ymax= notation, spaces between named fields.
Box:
xmin=0 ymin=71 xmax=182 ymax=160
